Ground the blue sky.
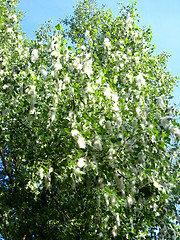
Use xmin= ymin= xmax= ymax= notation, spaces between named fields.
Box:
xmin=18 ymin=0 xmax=180 ymax=106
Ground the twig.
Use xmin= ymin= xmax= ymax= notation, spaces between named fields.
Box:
xmin=17 ymin=119 xmax=33 ymax=133
xmin=117 ymin=170 xmax=130 ymax=183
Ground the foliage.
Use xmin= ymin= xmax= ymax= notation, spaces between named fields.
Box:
xmin=0 ymin=0 xmax=180 ymax=239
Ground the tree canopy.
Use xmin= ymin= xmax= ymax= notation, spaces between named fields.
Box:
xmin=0 ymin=0 xmax=180 ymax=239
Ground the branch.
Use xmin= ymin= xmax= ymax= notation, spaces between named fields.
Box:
xmin=117 ymin=170 xmax=130 ymax=183
xmin=48 ymin=191 xmax=70 ymax=220
xmin=72 ymin=95 xmax=76 ymax=110
xmin=117 ymin=135 xmax=131 ymax=156
xmin=17 ymin=119 xmax=33 ymax=133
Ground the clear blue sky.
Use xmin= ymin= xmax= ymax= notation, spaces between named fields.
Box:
xmin=18 ymin=0 xmax=180 ymax=106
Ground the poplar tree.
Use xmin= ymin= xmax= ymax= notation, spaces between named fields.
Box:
xmin=0 ymin=0 xmax=179 ymax=239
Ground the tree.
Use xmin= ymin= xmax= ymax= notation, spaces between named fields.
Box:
xmin=0 ymin=0 xmax=179 ymax=239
